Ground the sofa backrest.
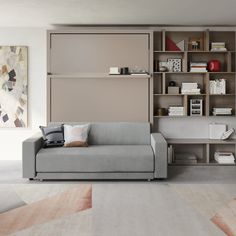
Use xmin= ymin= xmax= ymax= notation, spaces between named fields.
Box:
xmin=49 ymin=122 xmax=151 ymax=145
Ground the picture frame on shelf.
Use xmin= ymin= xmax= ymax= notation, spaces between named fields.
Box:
xmin=188 ymin=37 xmax=203 ymax=51
xmin=167 ymin=58 xmax=182 ymax=72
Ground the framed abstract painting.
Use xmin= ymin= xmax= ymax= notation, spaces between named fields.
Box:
xmin=0 ymin=46 xmax=28 ymax=127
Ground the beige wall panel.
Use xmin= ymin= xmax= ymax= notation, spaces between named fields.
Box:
xmin=50 ymin=78 xmax=149 ymax=122
xmin=50 ymin=34 xmax=149 ymax=74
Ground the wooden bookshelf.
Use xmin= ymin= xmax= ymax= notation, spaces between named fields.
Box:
xmin=153 ymin=29 xmax=236 ymax=118
xmin=153 ymin=29 xmax=236 ymax=166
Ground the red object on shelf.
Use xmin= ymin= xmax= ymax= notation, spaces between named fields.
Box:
xmin=165 ymin=37 xmax=181 ymax=51
xmin=208 ymin=60 xmax=221 ymax=72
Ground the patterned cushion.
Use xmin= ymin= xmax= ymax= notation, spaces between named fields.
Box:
xmin=64 ymin=124 xmax=90 ymax=147
xmin=39 ymin=125 xmax=64 ymax=147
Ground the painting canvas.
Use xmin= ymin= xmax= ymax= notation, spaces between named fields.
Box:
xmin=0 ymin=46 xmax=27 ymax=127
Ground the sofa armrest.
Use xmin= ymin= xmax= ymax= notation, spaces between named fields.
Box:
xmin=151 ymin=133 xmax=167 ymax=179
xmin=22 ymin=133 xmax=43 ymax=178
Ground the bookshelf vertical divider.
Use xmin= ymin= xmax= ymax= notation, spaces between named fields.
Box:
xmin=183 ymin=52 xmax=188 ymax=72
xmin=227 ymin=52 xmax=232 ymax=72
xmin=205 ymin=73 xmax=210 ymax=116
xmin=183 ymin=95 xmax=188 ymax=116
xmin=162 ymin=73 xmax=166 ymax=94
xmin=162 ymin=29 xmax=166 ymax=51
xmin=206 ymin=143 xmax=210 ymax=164
xmin=205 ymin=29 xmax=210 ymax=51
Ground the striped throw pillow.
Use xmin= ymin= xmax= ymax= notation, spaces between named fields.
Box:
xmin=40 ymin=125 xmax=64 ymax=147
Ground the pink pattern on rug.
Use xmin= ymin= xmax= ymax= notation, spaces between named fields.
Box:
xmin=0 ymin=185 xmax=92 ymax=236
xmin=211 ymin=198 xmax=236 ymax=236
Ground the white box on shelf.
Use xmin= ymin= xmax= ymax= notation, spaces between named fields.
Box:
xmin=159 ymin=61 xmax=174 ymax=72
xmin=109 ymin=67 xmax=120 ymax=75
xmin=209 ymin=123 xmax=227 ymax=139
xmin=214 ymin=152 xmax=235 ymax=164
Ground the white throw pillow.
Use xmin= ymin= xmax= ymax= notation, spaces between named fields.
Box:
xmin=64 ymin=124 xmax=90 ymax=147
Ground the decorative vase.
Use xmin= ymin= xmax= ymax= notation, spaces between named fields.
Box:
xmin=208 ymin=60 xmax=221 ymax=72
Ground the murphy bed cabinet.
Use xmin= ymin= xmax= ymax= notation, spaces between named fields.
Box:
xmin=47 ymin=28 xmax=236 ymax=166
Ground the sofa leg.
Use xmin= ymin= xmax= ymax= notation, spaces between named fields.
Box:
xmin=29 ymin=178 xmax=34 ymax=181
xmin=147 ymin=179 xmax=151 ymax=182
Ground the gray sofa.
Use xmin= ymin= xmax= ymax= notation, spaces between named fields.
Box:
xmin=22 ymin=122 xmax=167 ymax=180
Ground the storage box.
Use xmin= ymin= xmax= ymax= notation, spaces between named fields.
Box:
xmin=209 ymin=123 xmax=227 ymax=139
xmin=109 ymin=67 xmax=119 ymax=75
xmin=190 ymin=99 xmax=203 ymax=116
xmin=167 ymin=86 xmax=179 ymax=94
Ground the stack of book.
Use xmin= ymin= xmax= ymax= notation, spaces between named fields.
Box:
xmin=190 ymin=62 xmax=208 ymax=72
xmin=175 ymin=153 xmax=197 ymax=164
xmin=211 ymin=42 xmax=227 ymax=52
xmin=214 ymin=152 xmax=235 ymax=164
xmin=181 ymin=83 xmax=201 ymax=94
xmin=213 ymin=108 xmax=232 ymax=116
xmin=168 ymin=106 xmax=185 ymax=116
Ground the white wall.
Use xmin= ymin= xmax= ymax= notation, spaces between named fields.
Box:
xmin=0 ymin=28 xmax=46 ymax=160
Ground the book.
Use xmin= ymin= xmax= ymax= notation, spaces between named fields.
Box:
xmin=211 ymin=42 xmax=225 ymax=47
xmin=169 ymin=113 xmax=185 ymax=116
xmin=213 ymin=108 xmax=232 ymax=116
xmin=190 ymin=62 xmax=207 ymax=66
xmin=190 ymin=69 xmax=208 ymax=72
xmin=211 ymin=48 xmax=227 ymax=52
xmin=130 ymin=73 xmax=148 ymax=76
xmin=169 ymin=107 xmax=184 ymax=111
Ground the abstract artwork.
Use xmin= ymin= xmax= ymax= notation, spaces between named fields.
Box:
xmin=0 ymin=46 xmax=27 ymax=127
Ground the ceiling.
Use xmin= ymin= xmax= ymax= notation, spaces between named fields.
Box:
xmin=0 ymin=0 xmax=236 ymax=27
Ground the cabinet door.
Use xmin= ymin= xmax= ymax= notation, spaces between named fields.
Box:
xmin=49 ymin=33 xmax=149 ymax=74
xmin=50 ymin=77 xmax=149 ymax=122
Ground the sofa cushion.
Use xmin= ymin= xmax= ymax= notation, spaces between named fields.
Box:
xmin=36 ymin=145 xmax=154 ymax=173
xmin=64 ymin=124 xmax=90 ymax=147
xmin=49 ymin=122 xmax=151 ymax=145
xmin=39 ymin=125 xmax=64 ymax=147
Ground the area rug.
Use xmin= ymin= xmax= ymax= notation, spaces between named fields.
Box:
xmin=211 ymin=198 xmax=236 ymax=236
xmin=0 ymin=186 xmax=26 ymax=213
xmin=0 ymin=184 xmax=92 ymax=236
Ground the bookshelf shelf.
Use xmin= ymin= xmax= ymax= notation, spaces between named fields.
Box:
xmin=154 ymin=115 xmax=189 ymax=118
xmin=153 ymin=29 xmax=236 ymax=166
xmin=154 ymin=50 xmax=236 ymax=53
xmin=209 ymin=94 xmax=235 ymax=96
xmin=154 ymin=72 xmax=236 ymax=74
xmin=166 ymin=139 xmax=236 ymax=166
xmin=49 ymin=73 xmax=150 ymax=79
xmin=154 ymin=51 xmax=185 ymax=53
xmin=154 ymin=94 xmax=207 ymax=96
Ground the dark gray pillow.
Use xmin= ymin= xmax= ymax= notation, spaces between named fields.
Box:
xmin=39 ymin=125 xmax=64 ymax=148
